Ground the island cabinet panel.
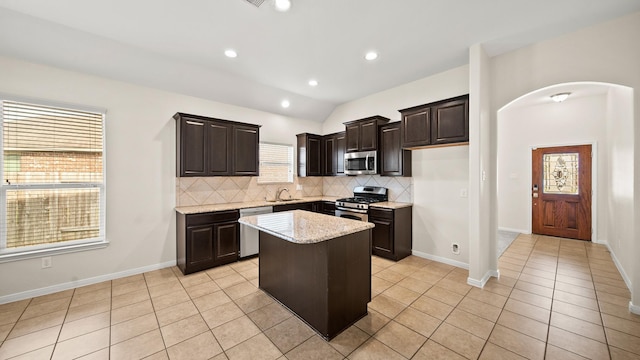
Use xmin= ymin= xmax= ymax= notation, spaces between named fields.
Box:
xmin=259 ymin=230 xmax=371 ymax=340
xmin=343 ymin=116 xmax=390 ymax=153
xmin=175 ymin=112 xmax=260 ymax=177
xmin=379 ymin=122 xmax=412 ymax=177
xmin=176 ymin=210 xmax=240 ymax=275
xmin=369 ymin=206 xmax=412 ymax=261
xmin=399 ymin=94 xmax=469 ymax=149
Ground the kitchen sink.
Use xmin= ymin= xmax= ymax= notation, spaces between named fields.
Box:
xmin=265 ymin=198 xmax=301 ymax=202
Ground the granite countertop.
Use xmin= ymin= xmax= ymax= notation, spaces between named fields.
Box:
xmin=238 ymin=210 xmax=374 ymax=244
xmin=175 ymin=196 xmax=339 ymax=214
xmin=176 ymin=196 xmax=411 ymax=214
xmin=370 ymin=201 xmax=413 ymax=209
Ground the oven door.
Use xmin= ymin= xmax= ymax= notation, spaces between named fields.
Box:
xmin=335 ymin=208 xmax=368 ymax=222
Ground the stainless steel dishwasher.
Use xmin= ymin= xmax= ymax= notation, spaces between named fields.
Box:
xmin=239 ymin=206 xmax=273 ymax=258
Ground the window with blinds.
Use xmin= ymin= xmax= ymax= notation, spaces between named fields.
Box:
xmin=0 ymin=99 xmax=106 ymax=257
xmin=257 ymin=142 xmax=293 ymax=184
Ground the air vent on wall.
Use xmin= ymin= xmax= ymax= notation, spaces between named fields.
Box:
xmin=244 ymin=0 xmax=265 ymax=7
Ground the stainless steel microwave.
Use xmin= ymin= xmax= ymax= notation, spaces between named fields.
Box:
xmin=344 ymin=151 xmax=377 ymax=175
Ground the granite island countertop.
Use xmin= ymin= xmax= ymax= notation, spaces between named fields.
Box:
xmin=238 ymin=210 xmax=374 ymax=244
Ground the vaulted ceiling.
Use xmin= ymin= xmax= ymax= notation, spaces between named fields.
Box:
xmin=1 ymin=0 xmax=639 ymax=121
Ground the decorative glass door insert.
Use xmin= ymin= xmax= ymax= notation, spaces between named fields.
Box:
xmin=543 ymin=153 xmax=579 ymax=194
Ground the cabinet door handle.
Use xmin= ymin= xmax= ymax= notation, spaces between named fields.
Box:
xmin=186 ymin=121 xmax=203 ymax=126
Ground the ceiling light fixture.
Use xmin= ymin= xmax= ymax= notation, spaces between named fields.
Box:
xmin=308 ymin=79 xmax=318 ymax=87
xmin=365 ymin=51 xmax=378 ymax=61
xmin=224 ymin=49 xmax=238 ymax=58
xmin=274 ymin=0 xmax=291 ymax=12
xmin=550 ymin=92 xmax=571 ymax=103
xmin=281 ymin=100 xmax=290 ymax=108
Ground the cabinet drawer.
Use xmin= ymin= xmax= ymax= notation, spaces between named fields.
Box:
xmin=186 ymin=210 xmax=239 ymax=226
xmin=368 ymin=208 xmax=393 ymax=220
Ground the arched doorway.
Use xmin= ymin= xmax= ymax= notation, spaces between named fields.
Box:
xmin=495 ymin=81 xmax=634 ymax=278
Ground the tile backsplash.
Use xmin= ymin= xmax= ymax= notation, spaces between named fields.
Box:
xmin=176 ymin=175 xmax=412 ymax=207
xmin=323 ymin=175 xmax=412 ymax=203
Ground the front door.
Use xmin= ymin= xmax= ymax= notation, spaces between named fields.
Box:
xmin=532 ymin=145 xmax=592 ymax=240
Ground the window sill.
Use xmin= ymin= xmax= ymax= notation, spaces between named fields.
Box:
xmin=0 ymin=240 xmax=109 ymax=263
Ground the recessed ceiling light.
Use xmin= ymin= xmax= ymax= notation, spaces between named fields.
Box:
xmin=308 ymin=79 xmax=318 ymax=87
xmin=550 ymin=92 xmax=571 ymax=102
xmin=224 ymin=49 xmax=238 ymax=58
xmin=365 ymin=51 xmax=378 ymax=61
xmin=274 ymin=0 xmax=291 ymax=12
xmin=281 ymin=100 xmax=290 ymax=108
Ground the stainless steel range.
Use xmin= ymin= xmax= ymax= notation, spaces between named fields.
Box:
xmin=335 ymin=186 xmax=388 ymax=221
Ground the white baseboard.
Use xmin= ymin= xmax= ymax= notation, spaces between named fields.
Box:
xmin=411 ymin=250 xmax=469 ymax=270
xmin=467 ymin=269 xmax=499 ymax=288
xmin=592 ymin=238 xmax=608 ymax=245
xmin=0 ymin=260 xmax=177 ymax=305
xmin=498 ymin=227 xmax=529 ymax=235
xmin=630 ymin=301 xmax=640 ymax=315
xmin=602 ymin=242 xmax=633 ymax=291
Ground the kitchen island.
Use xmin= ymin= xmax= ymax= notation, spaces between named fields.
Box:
xmin=238 ymin=210 xmax=374 ymax=340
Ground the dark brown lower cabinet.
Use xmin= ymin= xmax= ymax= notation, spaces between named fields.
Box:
xmin=369 ymin=206 xmax=412 ymax=261
xmin=273 ymin=202 xmax=313 ymax=212
xmin=177 ymin=210 xmax=239 ymax=275
xmin=321 ymin=201 xmax=336 ymax=216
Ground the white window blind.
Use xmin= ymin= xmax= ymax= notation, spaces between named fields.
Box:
xmin=0 ymin=99 xmax=106 ymax=257
xmin=258 ymin=142 xmax=293 ymax=184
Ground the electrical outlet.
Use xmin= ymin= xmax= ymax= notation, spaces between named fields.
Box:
xmin=459 ymin=189 xmax=468 ymax=198
xmin=296 ymin=184 xmax=303 ymax=191
xmin=41 ymin=257 xmax=52 ymax=269
xmin=452 ymin=243 xmax=460 ymax=255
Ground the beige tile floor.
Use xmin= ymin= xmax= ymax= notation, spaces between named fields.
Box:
xmin=1 ymin=234 xmax=640 ymax=359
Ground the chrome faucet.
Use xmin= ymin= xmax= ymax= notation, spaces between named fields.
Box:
xmin=276 ymin=187 xmax=290 ymax=201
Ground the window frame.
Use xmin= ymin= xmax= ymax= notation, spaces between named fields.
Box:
xmin=257 ymin=141 xmax=294 ymax=184
xmin=0 ymin=94 xmax=108 ymax=263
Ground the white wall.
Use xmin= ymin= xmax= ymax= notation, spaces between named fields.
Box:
xmin=323 ymin=66 xmax=471 ymax=266
xmin=488 ymin=11 xmax=639 ymax=309
xmin=605 ymin=86 xmax=635 ymax=289
xmin=468 ymin=43 xmax=495 ymax=285
xmin=498 ymin=93 xmax=609 ymax=241
xmin=0 ymin=55 xmax=322 ymax=301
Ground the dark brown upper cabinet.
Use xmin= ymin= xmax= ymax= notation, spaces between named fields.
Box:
xmin=298 ymin=131 xmax=346 ymax=177
xmin=399 ymin=94 xmax=469 ymax=149
xmin=379 ymin=122 xmax=411 ymax=177
xmin=297 ymin=133 xmax=323 ymax=177
xmin=335 ymin=132 xmax=346 ymax=175
xmin=322 ymin=131 xmax=346 ymax=176
xmin=233 ymin=124 xmax=259 ymax=176
xmin=343 ymin=116 xmax=390 ymax=153
xmin=175 ymin=113 xmax=260 ymax=177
